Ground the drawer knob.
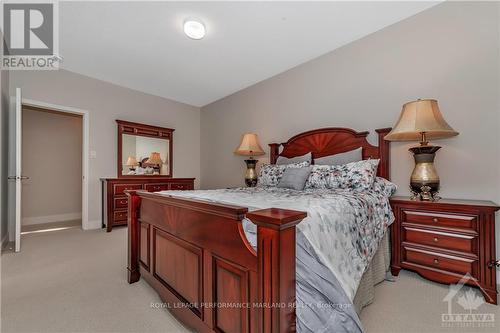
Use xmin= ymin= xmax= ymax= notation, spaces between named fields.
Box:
xmin=433 ymin=218 xmax=438 ymax=223
xmin=433 ymin=237 xmax=438 ymax=243
xmin=434 ymin=259 xmax=439 ymax=264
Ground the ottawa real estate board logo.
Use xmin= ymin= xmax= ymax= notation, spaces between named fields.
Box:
xmin=1 ymin=0 xmax=59 ymax=70
xmin=441 ymin=273 xmax=495 ymax=328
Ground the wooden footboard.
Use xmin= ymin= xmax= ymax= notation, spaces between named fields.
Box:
xmin=126 ymin=190 xmax=306 ymax=333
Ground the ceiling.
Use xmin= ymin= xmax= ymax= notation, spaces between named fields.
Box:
xmin=60 ymin=1 xmax=440 ymax=107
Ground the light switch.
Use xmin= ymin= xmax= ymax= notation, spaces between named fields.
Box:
xmin=90 ymin=150 xmax=97 ymax=158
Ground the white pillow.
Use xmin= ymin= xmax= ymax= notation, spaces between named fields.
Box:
xmin=276 ymin=152 xmax=312 ymax=165
xmin=313 ymin=147 xmax=362 ymax=166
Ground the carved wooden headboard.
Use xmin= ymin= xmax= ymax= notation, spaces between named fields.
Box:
xmin=269 ymin=127 xmax=392 ymax=179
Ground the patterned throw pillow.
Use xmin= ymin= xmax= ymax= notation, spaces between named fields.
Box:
xmin=372 ymin=177 xmax=397 ymax=197
xmin=305 ymin=159 xmax=380 ymax=191
xmin=303 ymin=165 xmax=332 ymax=189
xmin=257 ymin=161 xmax=310 ymax=187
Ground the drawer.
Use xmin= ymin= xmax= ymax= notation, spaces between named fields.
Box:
xmin=114 ymin=197 xmax=128 ymax=209
xmin=403 ymin=210 xmax=477 ymax=231
xmin=144 ymin=183 xmax=169 ymax=192
xmin=403 ymin=226 xmax=476 ymax=253
xmin=403 ymin=246 xmax=477 ymax=276
xmin=169 ymin=183 xmax=192 ymax=190
xmin=114 ymin=184 xmax=142 ymax=195
xmin=114 ymin=210 xmax=128 ymax=221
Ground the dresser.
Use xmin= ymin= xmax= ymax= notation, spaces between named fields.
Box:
xmin=390 ymin=196 xmax=499 ymax=304
xmin=101 ymin=177 xmax=195 ymax=232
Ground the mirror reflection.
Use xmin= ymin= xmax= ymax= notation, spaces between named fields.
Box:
xmin=121 ymin=134 xmax=169 ymax=175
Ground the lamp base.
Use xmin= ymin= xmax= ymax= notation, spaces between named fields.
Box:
xmin=244 ymin=159 xmax=258 ymax=187
xmin=409 ymin=145 xmax=441 ymax=201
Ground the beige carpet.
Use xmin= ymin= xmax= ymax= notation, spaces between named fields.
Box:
xmin=1 ymin=227 xmax=499 ymax=333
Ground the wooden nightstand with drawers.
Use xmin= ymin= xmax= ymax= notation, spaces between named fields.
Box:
xmin=390 ymin=196 xmax=499 ymax=304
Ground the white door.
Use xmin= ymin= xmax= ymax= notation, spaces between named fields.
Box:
xmin=8 ymin=88 xmax=24 ymax=252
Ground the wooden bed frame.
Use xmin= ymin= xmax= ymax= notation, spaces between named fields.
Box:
xmin=127 ymin=127 xmax=391 ymax=333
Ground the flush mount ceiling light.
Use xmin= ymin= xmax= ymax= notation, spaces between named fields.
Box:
xmin=183 ymin=19 xmax=206 ymax=40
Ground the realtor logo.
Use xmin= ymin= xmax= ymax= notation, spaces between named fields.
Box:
xmin=1 ymin=0 xmax=59 ymax=69
xmin=441 ymin=273 xmax=495 ymax=328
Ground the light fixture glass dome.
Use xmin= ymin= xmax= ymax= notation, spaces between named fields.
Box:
xmin=183 ymin=19 xmax=206 ymax=40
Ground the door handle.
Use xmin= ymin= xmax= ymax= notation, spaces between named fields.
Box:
xmin=7 ymin=176 xmax=30 ymax=180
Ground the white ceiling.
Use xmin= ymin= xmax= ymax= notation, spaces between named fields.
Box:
xmin=60 ymin=1 xmax=440 ymax=107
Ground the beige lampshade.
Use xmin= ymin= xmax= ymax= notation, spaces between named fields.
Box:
xmin=146 ymin=152 xmax=163 ymax=165
xmin=385 ymin=99 xmax=459 ymax=142
xmin=234 ymin=133 xmax=265 ymax=157
xmin=126 ymin=156 xmax=139 ymax=166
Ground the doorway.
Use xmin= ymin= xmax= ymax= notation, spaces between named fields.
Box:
xmin=7 ymin=92 xmax=90 ymax=252
xmin=20 ymin=105 xmax=83 ymax=233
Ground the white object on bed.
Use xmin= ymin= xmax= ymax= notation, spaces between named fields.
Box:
xmin=276 ymin=152 xmax=312 ymax=165
xmin=314 ymin=147 xmax=362 ymax=165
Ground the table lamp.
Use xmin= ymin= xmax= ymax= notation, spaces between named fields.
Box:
xmin=125 ymin=156 xmax=139 ymax=172
xmin=234 ymin=133 xmax=265 ymax=187
xmin=146 ymin=152 xmax=163 ymax=175
xmin=385 ymin=99 xmax=459 ymax=201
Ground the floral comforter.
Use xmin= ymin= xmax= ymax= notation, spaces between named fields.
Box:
xmin=157 ymin=180 xmax=395 ymax=332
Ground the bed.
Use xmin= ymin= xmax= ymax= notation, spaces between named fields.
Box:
xmin=126 ymin=127 xmax=393 ymax=333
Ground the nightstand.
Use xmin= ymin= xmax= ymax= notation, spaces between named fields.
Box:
xmin=390 ymin=196 xmax=499 ymax=304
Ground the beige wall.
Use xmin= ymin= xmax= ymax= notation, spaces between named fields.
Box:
xmin=201 ymin=1 xmax=500 ymax=284
xmin=21 ymin=108 xmax=82 ymax=225
xmin=201 ymin=1 xmax=499 ymax=203
xmin=10 ymin=69 xmax=201 ymax=229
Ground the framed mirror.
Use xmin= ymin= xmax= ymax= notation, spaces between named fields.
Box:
xmin=117 ymin=120 xmax=174 ymax=178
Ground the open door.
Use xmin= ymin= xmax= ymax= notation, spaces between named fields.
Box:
xmin=8 ymin=88 xmax=24 ymax=252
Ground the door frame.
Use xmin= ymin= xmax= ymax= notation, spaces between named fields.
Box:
xmin=20 ymin=98 xmax=90 ymax=230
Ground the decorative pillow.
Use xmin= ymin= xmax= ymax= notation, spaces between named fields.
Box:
xmin=328 ymin=159 xmax=379 ymax=191
xmin=276 ymin=152 xmax=312 ymax=165
xmin=303 ymin=165 xmax=332 ymax=189
xmin=258 ymin=161 xmax=310 ymax=187
xmin=305 ymin=159 xmax=380 ymax=191
xmin=314 ymin=147 xmax=362 ymax=166
xmin=277 ymin=166 xmax=312 ymax=191
xmin=372 ymin=177 xmax=397 ymax=197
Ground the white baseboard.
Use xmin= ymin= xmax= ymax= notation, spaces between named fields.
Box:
xmin=83 ymin=220 xmax=102 ymax=230
xmin=22 ymin=212 xmax=82 ymax=226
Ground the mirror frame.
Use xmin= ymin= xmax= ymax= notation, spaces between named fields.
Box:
xmin=117 ymin=119 xmax=174 ymax=178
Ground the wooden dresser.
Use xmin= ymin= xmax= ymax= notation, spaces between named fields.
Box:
xmin=390 ymin=196 xmax=499 ymax=304
xmin=101 ymin=177 xmax=194 ymax=232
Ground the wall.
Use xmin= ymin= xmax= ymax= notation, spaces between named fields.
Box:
xmin=9 ymin=69 xmax=201 ymax=230
xmin=201 ymin=1 xmax=500 ymax=283
xmin=21 ymin=108 xmax=82 ymax=225
xmin=497 ymin=0 xmax=500 ymax=286
xmin=0 ymin=48 xmax=9 ymax=244
xmin=201 ymin=1 xmax=499 ymax=201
